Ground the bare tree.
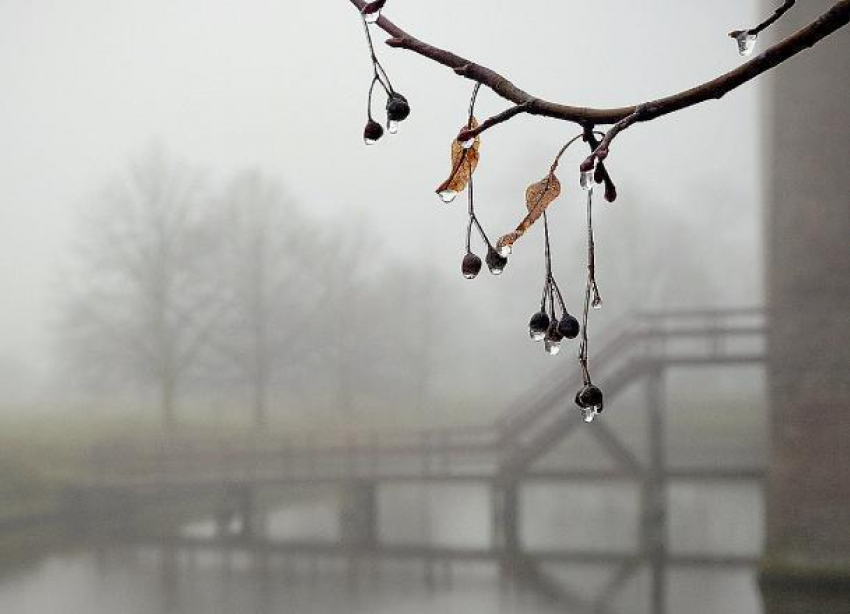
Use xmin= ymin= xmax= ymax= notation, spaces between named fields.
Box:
xmin=62 ymin=149 xmax=223 ymax=427
xmin=210 ymin=171 xmax=326 ymax=429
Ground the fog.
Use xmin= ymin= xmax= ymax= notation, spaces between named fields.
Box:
xmin=0 ymin=0 xmax=762 ymax=411
xmin=5 ymin=1 xmax=829 ymax=614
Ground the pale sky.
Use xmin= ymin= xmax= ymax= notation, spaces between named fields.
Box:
xmin=0 ymin=1 xmax=762 ymax=404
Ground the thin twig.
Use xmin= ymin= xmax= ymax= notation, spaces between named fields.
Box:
xmin=732 ymin=0 xmax=797 ymax=38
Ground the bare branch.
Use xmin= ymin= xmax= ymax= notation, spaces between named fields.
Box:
xmin=457 ymin=101 xmax=533 ymax=143
xmin=351 ymin=0 xmax=850 ymax=133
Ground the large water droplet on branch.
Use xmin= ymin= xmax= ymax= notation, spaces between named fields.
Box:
xmin=736 ymin=31 xmax=758 ymax=56
xmin=387 ymin=120 xmax=400 ymax=134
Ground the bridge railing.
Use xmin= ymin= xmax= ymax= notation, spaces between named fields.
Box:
xmin=86 ymin=307 xmax=765 ymax=487
xmin=87 ymin=422 xmax=501 ymax=486
xmin=493 ymin=307 xmax=766 ymax=469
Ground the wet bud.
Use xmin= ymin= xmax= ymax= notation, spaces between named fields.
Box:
xmin=557 ymin=314 xmax=580 ymax=339
xmin=544 ymin=320 xmax=564 ymax=355
xmin=363 ymin=119 xmax=384 ymax=145
xmin=528 ymin=312 xmax=550 ymax=341
xmin=575 ymin=383 xmax=604 ymax=422
xmin=575 ymin=384 xmax=604 ymax=410
xmin=579 ymin=158 xmax=595 ymax=173
xmin=604 ymin=178 xmax=618 ymax=203
xmin=461 ymin=252 xmax=482 ymax=279
xmin=485 ymin=247 xmax=508 ymax=276
xmin=386 ymin=93 xmax=411 ymax=123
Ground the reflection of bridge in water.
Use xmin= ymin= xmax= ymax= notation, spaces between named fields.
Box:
xmin=69 ymin=308 xmax=767 ymax=614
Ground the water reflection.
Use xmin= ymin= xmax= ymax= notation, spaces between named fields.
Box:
xmin=0 ymin=484 xmax=764 ymax=614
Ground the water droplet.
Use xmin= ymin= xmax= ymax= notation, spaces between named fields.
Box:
xmin=498 ymin=244 xmax=512 ymax=257
xmin=387 ymin=120 xmax=399 ymax=134
xmin=544 ymin=339 xmax=561 ymax=355
xmin=438 ymin=189 xmax=458 ymax=203
xmin=364 ymin=137 xmax=378 ymax=146
xmin=461 ymin=137 xmax=475 ymax=150
xmin=581 ymin=169 xmax=595 ymax=192
xmin=592 ymin=295 xmax=603 ymax=310
xmin=363 ymin=8 xmax=381 ymax=24
xmin=736 ymin=32 xmax=758 ymax=56
xmin=530 ymin=329 xmax=545 ymax=342
xmin=490 ymin=265 xmax=504 ymax=276
xmin=582 ymin=406 xmax=599 ymax=423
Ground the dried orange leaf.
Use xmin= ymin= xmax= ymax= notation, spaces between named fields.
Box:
xmin=524 ymin=173 xmax=561 ymax=217
xmin=435 ymin=117 xmax=480 ymax=198
xmin=498 ymin=173 xmax=562 ymax=252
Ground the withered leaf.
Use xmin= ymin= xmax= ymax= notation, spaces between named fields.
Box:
xmin=435 ymin=117 xmax=480 ymax=198
xmin=497 ymin=173 xmax=562 ymax=253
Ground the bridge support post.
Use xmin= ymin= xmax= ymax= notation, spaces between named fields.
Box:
xmin=492 ymin=481 xmax=520 ymax=577
xmin=642 ymin=365 xmax=668 ymax=614
xmin=339 ymin=479 xmax=378 ymax=548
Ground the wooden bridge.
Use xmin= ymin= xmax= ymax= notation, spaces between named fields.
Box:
xmin=67 ymin=307 xmax=767 ymax=614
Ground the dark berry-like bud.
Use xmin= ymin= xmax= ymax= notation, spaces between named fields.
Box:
xmin=461 ymin=252 xmax=482 ymax=279
xmin=528 ymin=312 xmax=550 ymax=341
xmin=363 ymin=119 xmax=384 ymax=145
xmin=544 ymin=320 xmax=563 ymax=355
xmin=575 ymin=384 xmax=604 ymax=410
xmin=485 ymin=247 xmax=508 ymax=275
xmin=386 ymin=93 xmax=411 ymax=123
xmin=558 ymin=314 xmax=580 ymax=339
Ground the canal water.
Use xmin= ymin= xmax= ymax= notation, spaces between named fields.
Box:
xmin=0 ymin=482 xmax=764 ymax=614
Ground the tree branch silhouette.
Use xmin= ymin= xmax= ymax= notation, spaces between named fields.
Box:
xmin=350 ymin=0 xmax=850 ymax=156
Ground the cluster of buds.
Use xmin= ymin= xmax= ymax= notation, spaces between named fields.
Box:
xmin=359 ymin=1 xmax=411 ymax=145
xmin=528 ymin=307 xmax=580 ymax=355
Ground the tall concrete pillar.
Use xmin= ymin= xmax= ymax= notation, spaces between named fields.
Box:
xmin=762 ymin=0 xmax=850 ymax=609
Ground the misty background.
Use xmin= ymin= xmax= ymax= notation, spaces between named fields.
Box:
xmin=0 ymin=1 xmax=805 ymax=613
xmin=0 ymin=0 xmax=761 ymax=422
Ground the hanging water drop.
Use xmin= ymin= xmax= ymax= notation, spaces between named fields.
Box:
xmin=592 ymin=295 xmax=603 ymax=310
xmin=736 ymin=31 xmax=758 ymax=56
xmin=581 ymin=169 xmax=595 ymax=192
xmin=438 ymin=189 xmax=458 ymax=203
xmin=498 ymin=244 xmax=512 ymax=257
xmin=544 ymin=339 xmax=562 ymax=355
xmin=387 ymin=120 xmax=400 ymax=134
xmin=582 ymin=406 xmax=599 ymax=423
